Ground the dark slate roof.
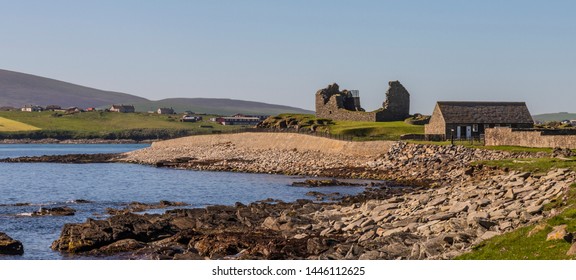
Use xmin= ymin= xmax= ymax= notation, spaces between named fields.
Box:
xmin=436 ymin=102 xmax=534 ymax=124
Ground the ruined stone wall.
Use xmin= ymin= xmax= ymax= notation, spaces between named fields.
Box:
xmin=315 ymin=81 xmax=410 ymax=122
xmin=485 ymin=127 xmax=576 ymax=148
xmin=315 ymin=93 xmax=379 ymax=121
xmin=382 ymin=81 xmax=410 ymax=120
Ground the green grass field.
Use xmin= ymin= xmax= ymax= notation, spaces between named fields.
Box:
xmin=0 ymin=111 xmax=227 ymax=131
xmin=328 ymin=120 xmax=424 ymax=140
xmin=0 ymin=111 xmax=245 ymax=140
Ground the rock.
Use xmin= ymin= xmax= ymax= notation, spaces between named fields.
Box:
xmin=477 ymin=219 xmax=498 ymax=230
xmin=358 ymin=250 xmax=380 ymax=260
xmin=32 ymin=206 xmax=76 ymax=216
xmin=466 ymin=211 xmax=489 ymax=225
xmin=51 ymin=213 xmax=175 ymax=253
xmin=427 ymin=212 xmax=456 ymax=221
xmin=261 ymin=217 xmax=281 ymax=231
xmin=449 ymin=202 xmax=470 ymax=213
xmin=372 ymin=203 xmax=400 ymax=212
xmin=307 ymin=238 xmax=329 ymax=255
xmin=480 ymin=231 xmax=499 ymax=241
xmin=358 ymin=230 xmax=375 ymax=242
xmin=504 ymin=189 xmax=515 ymax=200
xmin=567 ymin=243 xmax=576 ymax=256
xmin=96 ymin=239 xmax=146 ymax=254
xmin=546 ymin=225 xmax=568 ymax=241
xmin=428 ymin=197 xmax=446 ymax=207
xmin=526 ymin=205 xmax=543 ymax=215
xmin=0 ymin=232 xmax=24 ymax=255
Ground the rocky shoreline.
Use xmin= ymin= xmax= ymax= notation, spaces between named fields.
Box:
xmin=3 ymin=133 xmax=574 ymax=259
xmin=0 ymin=153 xmax=124 ymax=163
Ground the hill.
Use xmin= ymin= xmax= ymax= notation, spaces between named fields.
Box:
xmin=0 ymin=69 xmax=313 ymax=115
xmin=133 ymin=98 xmax=313 ymax=115
xmin=0 ymin=69 xmax=148 ymax=108
xmin=533 ymin=112 xmax=576 ymax=122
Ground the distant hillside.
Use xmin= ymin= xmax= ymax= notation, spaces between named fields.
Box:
xmin=532 ymin=112 xmax=576 ymax=122
xmin=0 ymin=69 xmax=313 ymax=115
xmin=133 ymin=98 xmax=314 ymax=115
xmin=0 ymin=69 xmax=148 ymax=108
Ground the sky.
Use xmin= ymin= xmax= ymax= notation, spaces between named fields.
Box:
xmin=0 ymin=0 xmax=574 ymax=114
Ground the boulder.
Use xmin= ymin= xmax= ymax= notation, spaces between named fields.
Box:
xmin=567 ymin=242 xmax=576 ymax=256
xmin=546 ymin=225 xmax=568 ymax=241
xmin=526 ymin=205 xmax=543 ymax=215
xmin=0 ymin=232 xmax=24 ymax=255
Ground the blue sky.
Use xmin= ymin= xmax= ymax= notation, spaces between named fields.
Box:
xmin=1 ymin=0 xmax=574 ymax=114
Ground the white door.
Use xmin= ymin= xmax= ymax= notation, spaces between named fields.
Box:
xmin=456 ymin=126 xmax=461 ymax=139
xmin=466 ymin=126 xmax=472 ymax=139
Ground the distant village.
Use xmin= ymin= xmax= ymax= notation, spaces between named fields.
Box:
xmin=9 ymin=104 xmax=269 ymax=126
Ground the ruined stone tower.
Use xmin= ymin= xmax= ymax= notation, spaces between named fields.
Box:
xmin=315 ymin=80 xmax=410 ymax=122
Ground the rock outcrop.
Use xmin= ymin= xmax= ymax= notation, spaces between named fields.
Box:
xmin=0 ymin=232 xmax=24 ymax=255
xmin=32 ymin=206 xmax=76 ymax=216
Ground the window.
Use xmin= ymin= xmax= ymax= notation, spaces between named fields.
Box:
xmin=472 ymin=124 xmax=478 ymax=132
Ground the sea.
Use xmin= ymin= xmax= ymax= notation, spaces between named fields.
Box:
xmin=0 ymin=144 xmax=368 ymax=260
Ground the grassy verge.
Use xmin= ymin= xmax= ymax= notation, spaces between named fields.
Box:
xmin=266 ymin=114 xmax=425 ymax=141
xmin=456 ymin=183 xmax=576 ymax=260
xmin=328 ymin=120 xmax=424 ymax=141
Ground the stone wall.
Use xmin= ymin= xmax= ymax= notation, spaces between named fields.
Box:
xmin=316 ymin=81 xmax=410 ymax=122
xmin=424 ymin=104 xmax=446 ymax=137
xmin=485 ymin=127 xmax=576 ymax=148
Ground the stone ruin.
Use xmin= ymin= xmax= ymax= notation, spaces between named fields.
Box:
xmin=315 ymin=81 xmax=410 ymax=122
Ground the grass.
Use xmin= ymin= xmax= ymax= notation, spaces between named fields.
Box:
xmin=328 ymin=120 xmax=424 ymax=141
xmin=0 ymin=116 xmax=40 ymax=131
xmin=265 ymin=114 xmax=425 ymax=141
xmin=0 ymin=111 xmax=245 ymax=132
xmin=0 ymin=111 xmax=247 ymax=140
xmin=457 ymin=184 xmax=576 ymax=260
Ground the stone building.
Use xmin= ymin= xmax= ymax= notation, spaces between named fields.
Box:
xmin=315 ymin=81 xmax=410 ymax=122
xmin=424 ymin=101 xmax=534 ymax=140
xmin=157 ymin=107 xmax=175 ymax=114
xmin=109 ymin=104 xmax=135 ymax=113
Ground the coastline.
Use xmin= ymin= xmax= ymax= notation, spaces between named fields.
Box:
xmin=0 ymin=138 xmax=154 ymax=144
xmin=3 ymin=132 xmax=574 ymax=259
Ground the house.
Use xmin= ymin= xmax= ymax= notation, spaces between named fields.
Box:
xmin=45 ymin=105 xmax=62 ymax=111
xmin=424 ymin=101 xmax=534 ymax=140
xmin=109 ymin=104 xmax=135 ymax=113
xmin=64 ymin=107 xmax=82 ymax=113
xmin=157 ymin=107 xmax=175 ymax=115
xmin=21 ymin=105 xmax=44 ymax=112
